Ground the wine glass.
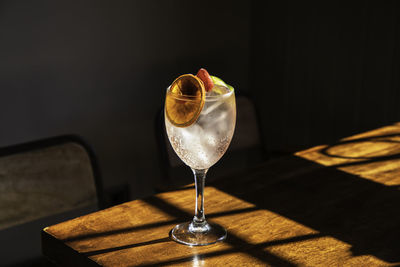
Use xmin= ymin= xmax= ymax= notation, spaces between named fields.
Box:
xmin=164 ymin=73 xmax=236 ymax=246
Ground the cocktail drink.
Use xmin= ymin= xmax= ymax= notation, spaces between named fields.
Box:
xmin=164 ymin=68 xmax=236 ymax=246
xmin=165 ymin=82 xmax=236 ymax=170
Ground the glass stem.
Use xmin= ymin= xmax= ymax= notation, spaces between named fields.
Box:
xmin=191 ymin=168 xmax=208 ymax=230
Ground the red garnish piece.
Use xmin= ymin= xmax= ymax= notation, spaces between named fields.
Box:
xmin=196 ymin=68 xmax=214 ymax=92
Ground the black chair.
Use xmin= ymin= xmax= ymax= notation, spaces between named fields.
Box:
xmin=0 ymin=135 xmax=104 ymax=266
xmin=155 ymin=95 xmax=267 ymax=191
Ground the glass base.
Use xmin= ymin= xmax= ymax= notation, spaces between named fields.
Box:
xmin=170 ymin=221 xmax=227 ymax=246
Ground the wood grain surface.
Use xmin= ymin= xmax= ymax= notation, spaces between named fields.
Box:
xmin=42 ymin=123 xmax=400 ymax=266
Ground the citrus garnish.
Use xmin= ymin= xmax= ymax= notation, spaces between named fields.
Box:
xmin=165 ymin=74 xmax=206 ymax=127
xmin=210 ymin=75 xmax=234 ymax=92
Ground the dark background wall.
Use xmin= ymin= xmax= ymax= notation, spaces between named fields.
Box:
xmin=0 ymin=0 xmax=399 ymax=200
xmin=252 ymin=0 xmax=400 ymax=153
xmin=0 ymin=0 xmax=250 ymax=199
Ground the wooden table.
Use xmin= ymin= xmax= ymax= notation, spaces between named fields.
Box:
xmin=42 ymin=123 xmax=400 ymax=266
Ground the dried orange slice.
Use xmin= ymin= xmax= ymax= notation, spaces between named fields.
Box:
xmin=165 ymin=74 xmax=205 ymax=127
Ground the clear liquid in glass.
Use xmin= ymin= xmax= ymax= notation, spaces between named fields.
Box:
xmin=165 ymin=85 xmax=236 ymax=169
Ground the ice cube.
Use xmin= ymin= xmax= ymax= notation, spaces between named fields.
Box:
xmin=201 ymin=100 xmax=224 ymax=116
xmin=180 ymin=124 xmax=202 ymax=146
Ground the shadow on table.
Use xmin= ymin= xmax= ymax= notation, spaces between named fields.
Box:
xmin=213 ymin=133 xmax=400 ymax=264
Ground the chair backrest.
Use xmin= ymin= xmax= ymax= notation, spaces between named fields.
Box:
xmin=155 ymin=95 xmax=267 ymax=191
xmin=0 ymin=135 xmax=103 ymax=231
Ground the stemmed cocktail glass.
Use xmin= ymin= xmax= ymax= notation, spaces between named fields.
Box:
xmin=164 ymin=69 xmax=236 ymax=246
